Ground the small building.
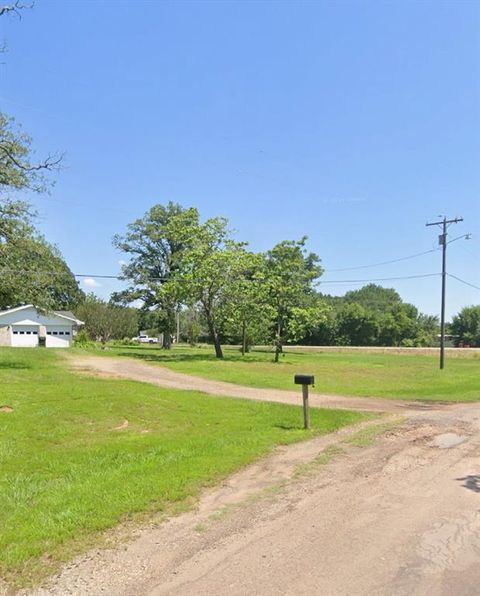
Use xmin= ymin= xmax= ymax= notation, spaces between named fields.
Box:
xmin=0 ymin=305 xmax=84 ymax=348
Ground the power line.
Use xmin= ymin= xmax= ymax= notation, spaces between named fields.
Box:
xmin=319 ymin=273 xmax=440 ymax=284
xmin=324 ymin=248 xmax=439 ymax=272
xmin=0 ymin=267 xmax=441 ymax=285
xmin=447 ymin=273 xmax=480 ymax=291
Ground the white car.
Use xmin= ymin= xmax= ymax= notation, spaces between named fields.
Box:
xmin=134 ymin=334 xmax=159 ymax=344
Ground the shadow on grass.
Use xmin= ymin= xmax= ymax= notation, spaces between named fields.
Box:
xmin=273 ymin=423 xmax=303 ymax=431
xmin=109 ymin=346 xmax=272 ymax=365
xmin=0 ymin=362 xmax=32 ymax=370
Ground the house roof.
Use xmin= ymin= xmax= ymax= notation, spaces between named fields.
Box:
xmin=11 ymin=318 xmax=41 ymax=326
xmin=0 ymin=304 xmax=84 ymax=325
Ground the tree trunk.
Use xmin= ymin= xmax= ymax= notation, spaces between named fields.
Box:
xmin=241 ymin=319 xmax=247 ymax=356
xmin=206 ymin=309 xmax=223 ymax=359
xmin=274 ymin=307 xmax=282 ymax=363
xmin=162 ymin=332 xmax=171 ymax=349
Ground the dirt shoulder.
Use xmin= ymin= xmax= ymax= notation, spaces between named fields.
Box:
xmin=27 ymin=401 xmax=480 ymax=596
xmin=67 ymin=354 xmax=456 ymax=413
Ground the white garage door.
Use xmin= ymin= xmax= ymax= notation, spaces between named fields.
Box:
xmin=11 ymin=326 xmax=39 ymax=347
xmin=46 ymin=327 xmax=72 ymax=348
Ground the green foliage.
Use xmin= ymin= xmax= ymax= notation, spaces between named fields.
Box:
xmin=76 ymin=294 xmax=138 ymax=344
xmin=0 ymin=200 xmax=83 ymax=311
xmin=308 ymin=284 xmax=438 ymax=347
xmin=113 ymin=202 xmax=199 ymax=348
xmin=73 ymin=328 xmax=94 ymax=348
xmin=0 ymin=348 xmax=368 ymax=586
xmin=451 ymin=305 xmax=480 ymax=347
xmin=163 ymin=215 xmax=261 ymax=358
xmin=215 ymin=251 xmax=273 ymax=353
xmin=0 ymin=113 xmax=59 ymax=195
xmin=179 ymin=307 xmax=203 ymax=346
xmin=264 ymin=237 xmax=326 ymax=361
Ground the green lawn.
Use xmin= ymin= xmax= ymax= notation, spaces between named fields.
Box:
xmin=97 ymin=344 xmax=480 ymax=401
xmin=0 ymin=348 xmax=369 ymax=587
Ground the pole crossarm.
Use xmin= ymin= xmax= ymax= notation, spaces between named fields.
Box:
xmin=426 ymin=217 xmax=463 ymax=227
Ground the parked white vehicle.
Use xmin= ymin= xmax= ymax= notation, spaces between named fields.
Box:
xmin=133 ymin=334 xmax=159 ymax=344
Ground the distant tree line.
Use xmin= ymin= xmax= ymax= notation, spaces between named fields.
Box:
xmin=303 ymin=284 xmax=439 ymax=347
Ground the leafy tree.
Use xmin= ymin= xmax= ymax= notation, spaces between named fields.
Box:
xmin=76 ymin=294 xmax=138 ymax=345
xmin=112 ymin=202 xmax=198 ymax=348
xmin=414 ymin=313 xmax=439 ymax=347
xmin=179 ymin=306 xmax=204 ymax=346
xmin=1 ymin=5 xmax=62 ymax=197
xmin=306 ymin=285 xmax=438 ymax=347
xmin=165 ymin=217 xmax=252 ymax=359
xmin=0 ymin=113 xmax=61 ymax=195
xmin=343 ymin=284 xmax=402 ymax=311
xmin=216 ymin=251 xmax=273 ymax=355
xmin=336 ymin=302 xmax=378 ymax=346
xmin=451 ymin=305 xmax=480 ymax=347
xmin=0 ymin=200 xmax=83 ymax=310
xmin=265 ymin=238 xmax=325 ymax=362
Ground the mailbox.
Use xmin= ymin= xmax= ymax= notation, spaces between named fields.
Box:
xmin=294 ymin=374 xmax=315 ymax=386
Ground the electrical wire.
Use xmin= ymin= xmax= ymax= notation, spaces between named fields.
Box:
xmin=319 ymin=273 xmax=440 ymax=284
xmin=447 ymin=273 xmax=480 ymax=291
xmin=0 ymin=268 xmax=441 ymax=285
xmin=324 ymin=248 xmax=439 ymax=272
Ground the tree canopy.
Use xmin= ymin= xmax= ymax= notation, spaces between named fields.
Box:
xmin=451 ymin=305 xmax=480 ymax=347
xmin=0 ymin=200 xmax=83 ymax=310
xmin=112 ymin=202 xmax=198 ymax=348
xmin=264 ymin=238 xmax=325 ymax=361
xmin=76 ymin=294 xmax=139 ymax=345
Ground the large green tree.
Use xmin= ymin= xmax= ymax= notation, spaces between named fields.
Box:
xmin=215 ymin=251 xmax=273 ymax=355
xmin=265 ymin=238 xmax=326 ymax=362
xmin=112 ymin=202 xmax=198 ymax=348
xmin=0 ymin=201 xmax=83 ymax=310
xmin=165 ymin=217 xmax=254 ymax=359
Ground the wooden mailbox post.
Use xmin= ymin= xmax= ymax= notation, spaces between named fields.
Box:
xmin=294 ymin=374 xmax=315 ymax=429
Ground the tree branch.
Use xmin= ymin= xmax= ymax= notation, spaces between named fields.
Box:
xmin=0 ymin=1 xmax=34 ymax=18
xmin=0 ymin=143 xmax=64 ymax=172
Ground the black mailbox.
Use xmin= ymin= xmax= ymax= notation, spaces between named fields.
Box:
xmin=294 ymin=374 xmax=315 ymax=386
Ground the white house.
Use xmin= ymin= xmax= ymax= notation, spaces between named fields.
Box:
xmin=0 ymin=305 xmax=84 ymax=348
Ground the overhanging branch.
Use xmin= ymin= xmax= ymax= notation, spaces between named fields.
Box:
xmin=0 ymin=143 xmax=64 ymax=172
xmin=0 ymin=1 xmax=34 ymax=18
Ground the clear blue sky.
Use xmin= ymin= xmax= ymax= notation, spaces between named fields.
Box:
xmin=1 ymin=0 xmax=479 ymax=318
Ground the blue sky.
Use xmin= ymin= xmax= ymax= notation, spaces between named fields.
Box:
xmin=1 ymin=0 xmax=479 ymax=318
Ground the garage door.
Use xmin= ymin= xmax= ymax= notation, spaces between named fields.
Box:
xmin=46 ymin=327 xmax=72 ymax=348
xmin=11 ymin=326 xmax=39 ymax=347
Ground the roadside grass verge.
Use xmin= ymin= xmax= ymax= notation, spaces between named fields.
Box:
xmin=86 ymin=344 xmax=480 ymax=401
xmin=0 ymin=348 xmax=371 ymax=588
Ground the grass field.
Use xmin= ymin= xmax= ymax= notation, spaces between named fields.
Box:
xmin=97 ymin=344 xmax=480 ymax=401
xmin=0 ymin=348 xmax=370 ymax=587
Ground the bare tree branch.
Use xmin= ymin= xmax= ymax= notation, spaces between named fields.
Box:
xmin=0 ymin=1 xmax=34 ymax=18
xmin=0 ymin=143 xmax=64 ymax=173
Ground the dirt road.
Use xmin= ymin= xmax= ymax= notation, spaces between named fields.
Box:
xmin=28 ymin=356 xmax=480 ymax=596
xmin=68 ymin=354 xmax=455 ymax=413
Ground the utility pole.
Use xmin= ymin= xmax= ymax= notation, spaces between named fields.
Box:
xmin=426 ymin=216 xmax=463 ymax=369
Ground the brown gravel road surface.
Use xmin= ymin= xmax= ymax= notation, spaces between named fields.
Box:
xmin=26 ymin=355 xmax=480 ymax=596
